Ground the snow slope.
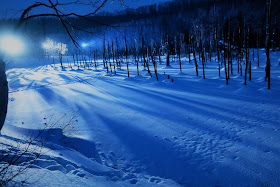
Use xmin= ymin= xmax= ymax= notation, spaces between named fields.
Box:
xmin=1 ymin=49 xmax=280 ymax=186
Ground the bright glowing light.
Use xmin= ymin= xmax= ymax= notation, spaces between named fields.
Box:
xmin=81 ymin=43 xmax=88 ymax=48
xmin=0 ymin=34 xmax=24 ymax=55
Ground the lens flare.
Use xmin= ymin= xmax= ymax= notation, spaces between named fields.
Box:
xmin=81 ymin=43 xmax=88 ymax=48
xmin=0 ymin=34 xmax=24 ymax=55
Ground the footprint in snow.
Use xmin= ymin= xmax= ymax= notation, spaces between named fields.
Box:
xmin=149 ymin=177 xmax=162 ymax=184
xmin=100 ymin=151 xmax=118 ymax=169
xmin=65 ymin=164 xmax=76 ymax=173
xmin=70 ymin=169 xmax=85 ymax=176
xmin=34 ymin=159 xmax=58 ymax=168
xmin=109 ymin=151 xmax=116 ymax=157
xmin=163 ymin=137 xmax=171 ymax=142
xmin=130 ymin=179 xmax=138 ymax=184
xmin=46 ymin=164 xmax=67 ymax=174
xmin=122 ymin=173 xmax=136 ymax=181
xmin=76 ymin=172 xmax=86 ymax=178
xmin=111 ymin=176 xmax=120 ymax=182
xmin=108 ymin=151 xmax=117 ymax=162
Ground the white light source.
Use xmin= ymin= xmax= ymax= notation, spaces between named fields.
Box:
xmin=81 ymin=43 xmax=88 ymax=48
xmin=0 ymin=34 xmax=24 ymax=55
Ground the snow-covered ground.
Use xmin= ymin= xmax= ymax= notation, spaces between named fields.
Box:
xmin=1 ymin=49 xmax=280 ymax=186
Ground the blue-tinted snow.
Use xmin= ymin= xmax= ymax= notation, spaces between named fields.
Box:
xmin=1 ymin=49 xmax=280 ymax=186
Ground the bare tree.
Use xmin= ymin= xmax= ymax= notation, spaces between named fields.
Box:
xmin=0 ymin=0 xmax=124 ymax=132
xmin=124 ymin=31 xmax=129 ymax=77
xmin=0 ymin=58 xmax=8 ymax=132
xmin=265 ymin=0 xmax=271 ymax=89
xmin=0 ymin=112 xmax=77 ymax=186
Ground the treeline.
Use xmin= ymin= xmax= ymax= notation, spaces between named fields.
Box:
xmin=49 ymin=0 xmax=280 ymax=49
xmin=1 ymin=0 xmax=279 ymax=51
xmin=64 ymin=0 xmax=275 ymax=89
xmin=7 ymin=0 xmax=273 ymax=89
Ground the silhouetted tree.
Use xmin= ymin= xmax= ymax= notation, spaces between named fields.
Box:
xmin=0 ymin=0 xmax=125 ymax=131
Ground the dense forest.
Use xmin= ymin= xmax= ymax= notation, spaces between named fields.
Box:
xmin=1 ymin=0 xmax=278 ymax=50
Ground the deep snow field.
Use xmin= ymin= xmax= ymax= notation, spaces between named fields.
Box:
xmin=1 ymin=49 xmax=280 ymax=186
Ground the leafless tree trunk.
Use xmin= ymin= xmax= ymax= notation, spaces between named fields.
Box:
xmin=108 ymin=41 xmax=112 ymax=73
xmin=178 ymin=34 xmax=182 ymax=72
xmin=0 ymin=60 xmax=8 ymax=132
xmin=257 ymin=32 xmax=260 ymax=67
xmin=0 ymin=0 xmax=124 ymax=131
xmin=265 ymin=0 xmax=271 ymax=89
xmin=249 ymin=61 xmax=252 ymax=81
xmin=219 ymin=62 xmax=221 ymax=77
xmin=112 ymin=40 xmax=116 ymax=74
xmin=103 ymin=35 xmax=106 ymax=68
xmin=192 ymin=36 xmax=199 ymax=76
xmin=202 ymin=48 xmax=206 ymax=79
xmin=245 ymin=27 xmax=249 ymax=85
xmin=224 ymin=50 xmax=228 ymax=85
xmin=146 ymin=48 xmax=151 ymax=75
xmin=151 ymin=45 xmax=159 ymax=81
xmin=124 ymin=33 xmax=129 ymax=77
xmin=142 ymin=36 xmax=147 ymax=70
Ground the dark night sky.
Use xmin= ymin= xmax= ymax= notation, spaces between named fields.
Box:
xmin=0 ymin=0 xmax=172 ymax=18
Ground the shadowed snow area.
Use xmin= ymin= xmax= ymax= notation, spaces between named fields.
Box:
xmin=2 ymin=50 xmax=280 ymax=186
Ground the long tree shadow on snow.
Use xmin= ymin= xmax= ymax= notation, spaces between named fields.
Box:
xmin=69 ymin=79 xmax=280 ymax=157
xmin=94 ymin=113 xmax=256 ymax=186
xmin=70 ymin=80 xmax=279 ymax=185
xmin=21 ymin=74 xmax=279 ymax=185
xmin=4 ymin=125 xmax=102 ymax=164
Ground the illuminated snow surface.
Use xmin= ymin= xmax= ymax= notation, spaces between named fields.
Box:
xmin=1 ymin=49 xmax=280 ymax=186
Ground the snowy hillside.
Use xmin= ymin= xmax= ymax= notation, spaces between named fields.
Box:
xmin=1 ymin=49 xmax=280 ymax=186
